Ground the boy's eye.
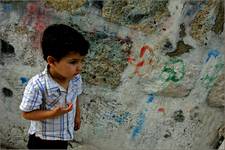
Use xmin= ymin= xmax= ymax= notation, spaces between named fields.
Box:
xmin=69 ymin=61 xmax=78 ymax=64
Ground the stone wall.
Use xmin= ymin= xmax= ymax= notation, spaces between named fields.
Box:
xmin=0 ymin=0 xmax=224 ymax=150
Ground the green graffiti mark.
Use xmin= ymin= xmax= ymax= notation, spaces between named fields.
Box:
xmin=215 ymin=63 xmax=224 ymax=71
xmin=201 ymin=62 xmax=224 ymax=88
xmin=160 ymin=58 xmax=185 ymax=83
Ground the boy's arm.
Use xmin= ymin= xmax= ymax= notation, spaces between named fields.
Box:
xmin=22 ymin=104 xmax=73 ymax=121
xmin=74 ymin=97 xmax=81 ymax=131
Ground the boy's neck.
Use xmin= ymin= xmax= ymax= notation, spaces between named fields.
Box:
xmin=48 ymin=66 xmax=69 ymax=90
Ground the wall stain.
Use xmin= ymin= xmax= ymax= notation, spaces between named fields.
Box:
xmin=172 ymin=109 xmax=185 ymax=122
xmin=166 ymin=40 xmax=193 ymax=57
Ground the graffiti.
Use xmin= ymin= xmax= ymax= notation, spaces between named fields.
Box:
xmin=159 ymin=58 xmax=185 ymax=83
xmin=2 ymin=3 xmax=12 ymax=13
xmin=146 ymin=93 xmax=166 ymax=113
xmin=151 ymin=104 xmax=159 ymax=111
xmin=0 ymin=3 xmax=12 ymax=22
xmin=205 ymin=49 xmax=221 ymax=63
xmin=21 ymin=2 xmax=52 ymax=49
xmin=22 ymin=2 xmax=41 ymax=26
xmin=131 ymin=112 xmax=145 ymax=139
xmin=185 ymin=2 xmax=202 ymax=17
xmin=201 ymin=62 xmax=224 ymax=88
xmin=157 ymin=107 xmax=165 ymax=113
xmin=20 ymin=77 xmax=29 ymax=85
xmin=114 ymin=112 xmax=131 ymax=125
xmin=128 ymin=45 xmax=155 ymax=77
xmin=146 ymin=93 xmax=154 ymax=104
xmin=102 ymin=94 xmax=165 ymax=140
xmin=130 ymin=93 xmax=166 ymax=139
xmin=103 ymin=111 xmax=131 ymax=125
xmin=200 ymin=49 xmax=224 ymax=88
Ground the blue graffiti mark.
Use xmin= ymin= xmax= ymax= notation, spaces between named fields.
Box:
xmin=131 ymin=112 xmax=145 ymax=139
xmin=103 ymin=111 xmax=131 ymax=125
xmin=3 ymin=4 xmax=12 ymax=13
xmin=185 ymin=3 xmax=202 ymax=16
xmin=20 ymin=77 xmax=29 ymax=85
xmin=114 ymin=112 xmax=131 ymax=125
xmin=103 ymin=111 xmax=114 ymax=120
xmin=205 ymin=49 xmax=220 ymax=63
xmin=146 ymin=93 xmax=154 ymax=104
xmin=210 ymin=16 xmax=216 ymax=22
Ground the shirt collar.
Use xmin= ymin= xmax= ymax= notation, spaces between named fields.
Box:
xmin=42 ymin=66 xmax=65 ymax=97
xmin=41 ymin=65 xmax=79 ymax=96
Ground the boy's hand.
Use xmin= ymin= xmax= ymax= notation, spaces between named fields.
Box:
xmin=52 ymin=103 xmax=73 ymax=117
xmin=74 ymin=115 xmax=81 ymax=131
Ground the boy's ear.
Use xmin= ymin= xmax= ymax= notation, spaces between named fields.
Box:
xmin=47 ymin=56 xmax=56 ymax=66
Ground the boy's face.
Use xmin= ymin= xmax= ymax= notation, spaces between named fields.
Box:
xmin=49 ymin=52 xmax=85 ymax=80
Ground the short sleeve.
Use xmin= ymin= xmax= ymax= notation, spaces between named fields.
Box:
xmin=19 ymin=79 xmax=43 ymax=112
xmin=72 ymin=74 xmax=83 ymax=96
xmin=77 ymin=77 xmax=82 ymax=95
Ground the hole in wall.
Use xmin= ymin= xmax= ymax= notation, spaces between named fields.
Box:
xmin=2 ymin=87 xmax=13 ymax=97
xmin=0 ymin=39 xmax=15 ymax=65
xmin=1 ymin=39 xmax=15 ymax=54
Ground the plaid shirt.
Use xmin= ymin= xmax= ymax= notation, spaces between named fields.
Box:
xmin=20 ymin=66 xmax=82 ymax=141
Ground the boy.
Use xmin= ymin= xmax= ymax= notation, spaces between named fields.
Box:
xmin=19 ymin=24 xmax=90 ymax=149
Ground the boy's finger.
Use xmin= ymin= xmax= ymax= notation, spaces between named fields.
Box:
xmin=63 ymin=103 xmax=73 ymax=112
xmin=68 ymin=103 xmax=73 ymax=109
xmin=68 ymin=103 xmax=73 ymax=108
xmin=74 ymin=124 xmax=79 ymax=131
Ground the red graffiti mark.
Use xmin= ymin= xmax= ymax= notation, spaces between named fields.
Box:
xmin=136 ymin=60 xmax=144 ymax=67
xmin=157 ymin=107 xmax=165 ymax=113
xmin=22 ymin=3 xmax=38 ymax=25
xmin=128 ymin=57 xmax=135 ymax=63
xmin=34 ymin=22 xmax=46 ymax=32
xmin=140 ymin=45 xmax=152 ymax=58
xmin=128 ymin=45 xmax=154 ymax=77
xmin=27 ymin=3 xmax=37 ymax=14
xmin=37 ymin=15 xmax=46 ymax=22
xmin=135 ymin=45 xmax=152 ymax=77
xmin=21 ymin=2 xmax=52 ymax=49
xmin=128 ymin=50 xmax=135 ymax=63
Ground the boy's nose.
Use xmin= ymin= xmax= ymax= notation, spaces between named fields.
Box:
xmin=76 ymin=64 xmax=82 ymax=72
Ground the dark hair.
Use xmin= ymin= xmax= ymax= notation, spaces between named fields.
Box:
xmin=41 ymin=24 xmax=89 ymax=61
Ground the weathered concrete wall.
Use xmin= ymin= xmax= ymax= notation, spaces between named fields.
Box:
xmin=0 ymin=0 xmax=224 ymax=149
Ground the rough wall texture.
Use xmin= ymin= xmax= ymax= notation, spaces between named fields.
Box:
xmin=0 ymin=0 xmax=224 ymax=150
